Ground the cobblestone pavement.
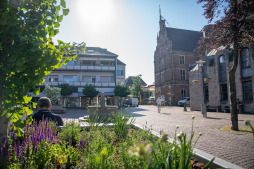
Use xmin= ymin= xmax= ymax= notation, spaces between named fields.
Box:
xmin=61 ymin=106 xmax=254 ymax=169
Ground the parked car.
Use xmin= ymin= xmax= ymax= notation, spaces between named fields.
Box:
xmin=178 ymin=97 xmax=190 ymax=106
xmin=124 ymin=98 xmax=139 ymax=107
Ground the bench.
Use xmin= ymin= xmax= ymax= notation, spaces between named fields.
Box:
xmin=224 ymin=106 xmax=230 ymax=113
xmin=206 ymin=105 xmax=221 ymax=112
xmin=51 ymin=106 xmax=66 ymax=114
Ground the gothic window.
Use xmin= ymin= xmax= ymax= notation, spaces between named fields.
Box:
xmin=219 ymin=55 xmax=227 ymax=82
xmin=180 ymin=56 xmax=185 ymax=64
xmin=180 ymin=70 xmax=185 ymax=80
xmin=243 ymin=81 xmax=253 ymax=101
xmin=220 ymin=84 xmax=228 ymax=101
xmin=240 ymin=48 xmax=252 ymax=78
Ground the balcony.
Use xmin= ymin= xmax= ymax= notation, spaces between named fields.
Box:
xmin=56 ymin=65 xmax=115 ymax=71
xmin=42 ymin=81 xmax=115 ymax=87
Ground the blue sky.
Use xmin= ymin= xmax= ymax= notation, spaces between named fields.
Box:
xmin=53 ymin=0 xmax=209 ymax=85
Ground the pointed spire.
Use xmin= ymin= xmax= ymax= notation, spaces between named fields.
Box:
xmin=159 ymin=5 xmax=161 ymax=20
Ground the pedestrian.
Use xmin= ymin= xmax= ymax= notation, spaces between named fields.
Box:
xmin=156 ymin=97 xmax=162 ymax=113
xmin=32 ymin=97 xmax=63 ymax=126
xmin=236 ymin=98 xmax=243 ymax=114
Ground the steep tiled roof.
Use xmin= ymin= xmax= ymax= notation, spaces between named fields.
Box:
xmin=166 ymin=28 xmax=202 ymax=52
xmin=125 ymin=76 xmax=147 ymax=86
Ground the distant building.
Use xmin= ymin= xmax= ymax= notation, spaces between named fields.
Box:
xmin=154 ymin=14 xmax=202 ymax=105
xmin=125 ymin=76 xmax=147 ymax=89
xmin=189 ymin=46 xmax=254 ymax=113
xmin=29 ymin=47 xmax=126 ymax=107
xmin=116 ymin=59 xmax=126 ymax=86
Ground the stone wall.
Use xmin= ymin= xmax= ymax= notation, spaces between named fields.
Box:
xmin=189 ymin=46 xmax=254 ymax=113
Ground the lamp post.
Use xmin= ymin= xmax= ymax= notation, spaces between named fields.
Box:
xmin=196 ymin=60 xmax=207 ymax=118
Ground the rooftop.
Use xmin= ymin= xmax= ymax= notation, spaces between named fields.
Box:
xmin=166 ymin=27 xmax=202 ymax=52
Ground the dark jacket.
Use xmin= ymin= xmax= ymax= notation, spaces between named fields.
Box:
xmin=32 ymin=109 xmax=63 ymax=126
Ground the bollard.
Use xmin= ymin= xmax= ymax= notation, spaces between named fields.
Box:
xmin=183 ymin=102 xmax=187 ymax=111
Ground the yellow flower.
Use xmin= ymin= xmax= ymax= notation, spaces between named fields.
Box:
xmin=100 ymin=148 xmax=108 ymax=158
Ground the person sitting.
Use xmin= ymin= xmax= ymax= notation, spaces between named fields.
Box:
xmin=32 ymin=97 xmax=63 ymax=126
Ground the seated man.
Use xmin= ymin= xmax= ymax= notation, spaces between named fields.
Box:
xmin=32 ymin=97 xmax=63 ymax=126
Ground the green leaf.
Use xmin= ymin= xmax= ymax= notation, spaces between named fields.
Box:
xmin=58 ymin=15 xmax=63 ymax=22
xmin=26 ymin=109 xmax=33 ymax=116
xmin=55 ymin=63 xmax=63 ymax=69
xmin=55 ymin=5 xmax=60 ymax=14
xmin=54 ymin=23 xmax=60 ymax=28
xmin=14 ymin=120 xmax=26 ymax=128
xmin=33 ymin=102 xmax=37 ymax=109
xmin=203 ymin=157 xmax=215 ymax=169
xmin=23 ymin=96 xmax=32 ymax=104
xmin=63 ymin=9 xmax=69 ymax=16
xmin=33 ymin=87 xmax=40 ymax=95
xmin=61 ymin=0 xmax=66 ymax=8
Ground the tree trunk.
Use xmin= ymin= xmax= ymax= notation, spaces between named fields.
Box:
xmin=89 ymin=97 xmax=92 ymax=106
xmin=229 ymin=44 xmax=239 ymax=131
xmin=0 ymin=114 xmax=9 ymax=143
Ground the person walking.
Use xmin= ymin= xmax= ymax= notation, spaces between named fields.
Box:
xmin=32 ymin=97 xmax=63 ymax=126
xmin=156 ymin=97 xmax=162 ymax=113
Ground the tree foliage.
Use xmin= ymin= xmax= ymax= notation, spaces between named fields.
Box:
xmin=82 ymin=85 xmax=99 ymax=105
xmin=131 ymin=75 xmax=144 ymax=99
xmin=0 ymin=0 xmax=85 ymax=139
xmin=197 ymin=0 xmax=254 ymax=130
xmin=43 ymin=85 xmax=61 ymax=105
xmin=114 ymin=85 xmax=130 ymax=98
xmin=58 ymin=83 xmax=73 ymax=97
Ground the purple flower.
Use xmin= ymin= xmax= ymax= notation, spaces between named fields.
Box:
xmin=2 ymin=136 xmax=6 ymax=145
xmin=69 ymin=137 xmax=72 ymax=146
xmin=86 ymin=139 xmax=89 ymax=148
xmin=79 ymin=137 xmax=84 ymax=146
xmin=26 ymin=145 xmax=30 ymax=157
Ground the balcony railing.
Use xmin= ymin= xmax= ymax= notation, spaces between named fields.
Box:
xmin=42 ymin=81 xmax=115 ymax=87
xmin=56 ymin=65 xmax=115 ymax=71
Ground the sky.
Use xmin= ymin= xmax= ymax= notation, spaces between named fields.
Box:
xmin=53 ymin=0 xmax=209 ymax=85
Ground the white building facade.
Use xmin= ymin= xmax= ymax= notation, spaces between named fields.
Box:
xmin=29 ymin=47 xmax=126 ymax=107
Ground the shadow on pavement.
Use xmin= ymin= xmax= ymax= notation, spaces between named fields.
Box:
xmin=206 ymin=117 xmax=223 ymax=120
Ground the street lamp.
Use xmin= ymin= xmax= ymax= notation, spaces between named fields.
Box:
xmin=196 ymin=60 xmax=207 ymax=118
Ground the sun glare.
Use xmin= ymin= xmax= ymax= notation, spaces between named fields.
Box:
xmin=75 ymin=0 xmax=114 ymax=30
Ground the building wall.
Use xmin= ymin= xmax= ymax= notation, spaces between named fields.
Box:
xmin=116 ymin=64 xmax=125 ymax=86
xmin=154 ymin=34 xmax=199 ymax=105
xmin=190 ymin=46 xmax=254 ymax=113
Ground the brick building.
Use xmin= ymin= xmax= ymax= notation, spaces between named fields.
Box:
xmin=154 ymin=15 xmax=202 ymax=105
xmin=190 ymin=46 xmax=254 ymax=113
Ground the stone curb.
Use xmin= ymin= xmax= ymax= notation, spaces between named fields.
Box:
xmin=133 ymin=123 xmax=244 ymax=169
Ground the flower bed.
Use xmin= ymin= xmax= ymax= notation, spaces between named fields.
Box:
xmin=0 ymin=114 xmax=214 ymax=169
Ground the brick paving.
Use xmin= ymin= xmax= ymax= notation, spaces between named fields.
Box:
xmin=61 ymin=106 xmax=254 ymax=169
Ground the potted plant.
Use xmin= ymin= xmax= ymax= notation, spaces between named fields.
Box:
xmin=193 ymin=80 xmax=199 ymax=84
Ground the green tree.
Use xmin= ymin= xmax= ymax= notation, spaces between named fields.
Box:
xmin=43 ymin=85 xmax=61 ymax=105
xmin=114 ymin=85 xmax=130 ymax=107
xmin=58 ymin=83 xmax=73 ymax=107
xmin=82 ymin=84 xmax=99 ymax=105
xmin=114 ymin=85 xmax=130 ymax=98
xmin=131 ymin=75 xmax=144 ymax=102
xmin=0 ymin=0 xmax=85 ymax=141
xmin=197 ymin=0 xmax=254 ymax=130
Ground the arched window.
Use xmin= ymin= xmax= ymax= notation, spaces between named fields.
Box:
xmin=240 ymin=48 xmax=251 ymax=78
xmin=219 ymin=55 xmax=227 ymax=82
